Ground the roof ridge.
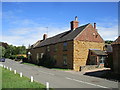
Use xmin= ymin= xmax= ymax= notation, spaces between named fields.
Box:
xmin=33 ymin=23 xmax=90 ymax=48
xmin=45 ymin=23 xmax=90 ymax=40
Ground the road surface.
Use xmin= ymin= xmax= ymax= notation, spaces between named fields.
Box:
xmin=1 ymin=59 xmax=119 ymax=89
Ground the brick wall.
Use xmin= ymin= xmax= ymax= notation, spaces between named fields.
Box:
xmin=75 ymin=24 xmax=104 ymax=43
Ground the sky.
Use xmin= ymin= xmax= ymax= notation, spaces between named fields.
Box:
xmin=1 ymin=2 xmax=118 ymax=47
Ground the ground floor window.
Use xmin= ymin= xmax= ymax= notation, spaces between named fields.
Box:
xmin=40 ymin=53 xmax=44 ymax=59
xmin=53 ymin=55 xmax=57 ymax=60
xmin=99 ymin=56 xmax=106 ymax=64
xmin=63 ymin=54 xmax=67 ymax=66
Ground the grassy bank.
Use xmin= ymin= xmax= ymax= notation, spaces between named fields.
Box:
xmin=22 ymin=62 xmax=71 ymax=71
xmin=1 ymin=67 xmax=45 ymax=88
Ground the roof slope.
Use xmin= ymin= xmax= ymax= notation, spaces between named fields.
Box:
xmin=90 ymin=49 xmax=107 ymax=55
xmin=34 ymin=24 xmax=89 ymax=48
xmin=112 ymin=36 xmax=120 ymax=44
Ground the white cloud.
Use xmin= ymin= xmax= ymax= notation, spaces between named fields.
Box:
xmin=2 ymin=26 xmax=69 ymax=47
xmin=2 ymin=10 xmax=118 ymax=47
xmin=2 ymin=21 xmax=118 ymax=47
xmin=97 ymin=25 xmax=118 ymax=41
xmin=3 ymin=24 xmax=118 ymax=47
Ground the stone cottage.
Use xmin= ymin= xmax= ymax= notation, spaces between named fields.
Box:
xmin=27 ymin=17 xmax=105 ymax=71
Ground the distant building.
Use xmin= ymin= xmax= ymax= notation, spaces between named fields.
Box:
xmin=28 ymin=17 xmax=105 ymax=71
xmin=112 ymin=36 xmax=120 ymax=74
xmin=104 ymin=44 xmax=113 ymax=53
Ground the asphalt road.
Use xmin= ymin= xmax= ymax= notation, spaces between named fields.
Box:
xmin=1 ymin=59 xmax=119 ymax=89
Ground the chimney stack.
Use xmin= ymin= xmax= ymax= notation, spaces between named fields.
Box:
xmin=94 ymin=23 xmax=96 ymax=29
xmin=43 ymin=34 xmax=47 ymax=40
xmin=70 ymin=16 xmax=79 ymax=30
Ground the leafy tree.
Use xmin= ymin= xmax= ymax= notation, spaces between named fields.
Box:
xmin=0 ymin=46 xmax=6 ymax=58
xmin=105 ymin=40 xmax=113 ymax=44
xmin=4 ymin=44 xmax=26 ymax=58
xmin=4 ymin=45 xmax=13 ymax=58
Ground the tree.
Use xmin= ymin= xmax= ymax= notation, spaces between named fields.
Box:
xmin=3 ymin=44 xmax=26 ymax=58
xmin=105 ymin=40 xmax=113 ymax=44
xmin=0 ymin=46 xmax=6 ymax=58
xmin=4 ymin=45 xmax=14 ymax=58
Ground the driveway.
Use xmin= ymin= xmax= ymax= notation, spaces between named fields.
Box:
xmin=1 ymin=59 xmax=119 ymax=89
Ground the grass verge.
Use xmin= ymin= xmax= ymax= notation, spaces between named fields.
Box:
xmin=51 ymin=68 xmax=71 ymax=71
xmin=1 ymin=67 xmax=46 ymax=88
xmin=21 ymin=62 xmax=39 ymax=67
xmin=22 ymin=62 xmax=71 ymax=71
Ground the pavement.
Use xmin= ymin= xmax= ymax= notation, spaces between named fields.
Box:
xmin=1 ymin=59 xmax=119 ymax=89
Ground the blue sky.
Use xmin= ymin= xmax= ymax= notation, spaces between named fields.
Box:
xmin=2 ymin=2 xmax=118 ymax=46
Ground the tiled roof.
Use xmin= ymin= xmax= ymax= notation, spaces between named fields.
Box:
xmin=34 ymin=23 xmax=89 ymax=48
xmin=112 ymin=36 xmax=120 ymax=44
xmin=90 ymin=49 xmax=107 ymax=55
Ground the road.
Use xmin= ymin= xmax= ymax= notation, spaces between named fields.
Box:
xmin=1 ymin=59 xmax=119 ymax=89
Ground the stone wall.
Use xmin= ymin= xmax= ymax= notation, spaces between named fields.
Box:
xmin=73 ymin=40 xmax=104 ymax=71
xmin=80 ymin=65 xmax=104 ymax=71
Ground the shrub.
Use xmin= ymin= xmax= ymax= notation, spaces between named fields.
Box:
xmin=17 ymin=56 xmax=24 ymax=59
xmin=22 ymin=57 xmax=28 ymax=63
xmin=38 ymin=53 xmax=56 ymax=68
xmin=14 ymin=56 xmax=25 ymax=61
xmin=9 ymin=55 xmax=17 ymax=60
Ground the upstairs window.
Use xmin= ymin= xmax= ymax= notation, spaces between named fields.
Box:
xmin=54 ymin=45 xmax=57 ymax=52
xmin=36 ymin=53 xmax=40 ymax=61
xmin=63 ymin=42 xmax=67 ymax=51
xmin=40 ymin=53 xmax=44 ymax=59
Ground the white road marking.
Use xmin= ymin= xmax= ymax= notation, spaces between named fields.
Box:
xmin=65 ymin=77 xmax=109 ymax=89
xmin=38 ymin=70 xmax=55 ymax=76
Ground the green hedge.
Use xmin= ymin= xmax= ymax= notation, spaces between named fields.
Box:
xmin=9 ymin=55 xmax=17 ymax=60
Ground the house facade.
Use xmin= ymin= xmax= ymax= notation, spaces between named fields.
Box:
xmin=27 ymin=17 xmax=105 ymax=71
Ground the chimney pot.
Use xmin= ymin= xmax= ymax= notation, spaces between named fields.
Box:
xmin=75 ymin=16 xmax=78 ymax=21
xmin=43 ymin=34 xmax=47 ymax=40
xmin=70 ymin=16 xmax=79 ymax=30
xmin=94 ymin=23 xmax=96 ymax=29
